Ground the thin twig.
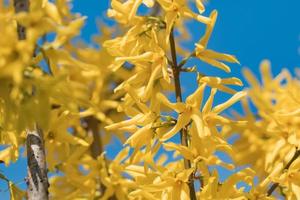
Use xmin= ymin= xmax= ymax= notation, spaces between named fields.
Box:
xmin=85 ymin=115 xmax=117 ymax=200
xmin=178 ymin=51 xmax=196 ymax=69
xmin=169 ymin=28 xmax=197 ymax=200
xmin=85 ymin=117 xmax=107 ymax=198
xmin=267 ymin=149 xmax=300 ymax=196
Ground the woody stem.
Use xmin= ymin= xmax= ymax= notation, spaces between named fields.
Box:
xmin=169 ymin=28 xmax=197 ymax=200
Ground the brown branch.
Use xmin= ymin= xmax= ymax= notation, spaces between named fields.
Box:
xmin=267 ymin=149 xmax=300 ymax=196
xmin=86 ymin=117 xmax=103 ymax=159
xmin=13 ymin=0 xmax=29 ymax=40
xmin=169 ymin=28 xmax=197 ymax=200
xmin=85 ymin=116 xmax=117 ymax=200
xmin=85 ymin=116 xmax=106 ymax=199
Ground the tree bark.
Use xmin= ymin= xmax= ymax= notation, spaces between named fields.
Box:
xmin=26 ymin=127 xmax=49 ymax=200
xmin=13 ymin=0 xmax=29 ymax=40
xmin=14 ymin=0 xmax=49 ymax=199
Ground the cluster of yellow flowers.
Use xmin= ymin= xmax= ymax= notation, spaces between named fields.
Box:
xmin=224 ymin=60 xmax=300 ymax=199
xmin=0 ymin=0 xmax=299 ymax=199
xmin=0 ymin=0 xmax=127 ymax=198
xmin=103 ymin=0 xmax=251 ymax=199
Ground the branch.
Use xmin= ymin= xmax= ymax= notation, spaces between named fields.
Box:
xmin=267 ymin=149 xmax=300 ymax=196
xmin=85 ymin=116 xmax=117 ymax=200
xmin=85 ymin=117 xmax=106 ymax=196
xmin=13 ymin=0 xmax=29 ymax=40
xmin=14 ymin=1 xmax=50 ymax=199
xmin=178 ymin=51 xmax=196 ymax=69
xmin=169 ymin=28 xmax=197 ymax=200
xmin=86 ymin=117 xmax=103 ymax=159
xmin=26 ymin=126 xmax=49 ymax=200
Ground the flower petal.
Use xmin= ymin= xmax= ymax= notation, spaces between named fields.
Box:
xmin=212 ymin=91 xmax=247 ymax=114
xmin=157 ymin=93 xmax=186 ymax=113
xmin=160 ymin=112 xmax=191 ymax=141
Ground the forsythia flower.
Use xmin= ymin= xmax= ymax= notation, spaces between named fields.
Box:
xmin=157 ymin=83 xmax=246 ymax=141
xmin=194 ymin=11 xmax=239 ymax=72
xmin=225 ymin=60 xmax=300 ymax=197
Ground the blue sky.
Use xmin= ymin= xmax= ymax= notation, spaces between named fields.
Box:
xmin=0 ymin=0 xmax=299 ymax=199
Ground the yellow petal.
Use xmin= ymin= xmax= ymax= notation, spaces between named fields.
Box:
xmin=129 ymin=0 xmax=142 ymax=21
xmin=142 ymin=65 xmax=161 ymax=101
xmin=221 ymin=77 xmax=243 ymax=86
xmin=292 ymin=184 xmax=300 ymax=200
xmin=52 ymin=17 xmax=87 ymax=48
xmin=114 ymin=147 xmax=130 ymax=163
xmin=191 ymin=111 xmax=205 ymax=137
xmin=143 ymin=0 xmax=154 ymax=7
xmin=125 ymin=125 xmax=153 ymax=147
xmin=180 ymin=183 xmax=190 ymax=200
xmin=160 ymin=112 xmax=191 ymax=141
xmin=176 ymin=168 xmax=195 ymax=182
xmin=105 ymin=114 xmax=143 ymax=130
xmin=9 ymin=182 xmax=25 ymax=200
xmin=199 ymin=10 xmax=217 ymax=47
xmin=157 ymin=93 xmax=186 ymax=113
xmin=196 ymin=0 xmax=205 ymax=13
xmin=182 ymin=9 xmax=211 ymax=24
xmin=203 ymin=88 xmax=217 ymax=114
xmin=259 ymin=59 xmax=272 ymax=87
xmin=0 ymin=148 xmax=11 ymax=166
xmin=163 ymin=142 xmax=194 ymax=160
xmin=200 ymin=77 xmax=241 ymax=94
xmin=186 ymin=83 xmax=206 ymax=108
xmin=115 ymin=52 xmax=154 ymax=62
xmin=45 ymin=2 xmax=62 ymax=24
xmin=242 ymin=68 xmax=260 ymax=88
xmin=142 ymin=180 xmax=174 ymax=192
xmin=198 ymin=55 xmax=231 ymax=73
xmin=212 ymin=91 xmax=247 ymax=114
xmin=58 ymin=131 xmax=89 ymax=146
xmin=202 ymin=49 xmax=239 ymax=64
xmin=276 ymin=108 xmax=300 ymax=116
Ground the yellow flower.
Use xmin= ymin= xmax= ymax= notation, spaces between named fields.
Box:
xmin=107 ymin=0 xmax=152 ymax=25
xmin=0 ymin=146 xmax=19 ymax=166
xmin=200 ymin=169 xmax=254 ymax=199
xmin=195 ymin=10 xmax=239 ymax=72
xmin=49 ymin=17 xmax=87 ymax=49
xmin=157 ymin=83 xmax=246 ymax=141
xmin=105 ymin=93 xmax=161 ymax=164
xmin=273 ymin=157 xmax=300 ymax=199
xmin=200 ymin=76 xmax=243 ymax=94
xmin=141 ymin=167 xmax=195 ymax=200
xmin=157 ymin=0 xmax=211 ymax=45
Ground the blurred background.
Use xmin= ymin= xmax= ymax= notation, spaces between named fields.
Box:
xmin=0 ymin=0 xmax=299 ymax=198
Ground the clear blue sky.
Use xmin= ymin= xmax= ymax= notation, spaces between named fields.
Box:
xmin=0 ymin=0 xmax=299 ymax=199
